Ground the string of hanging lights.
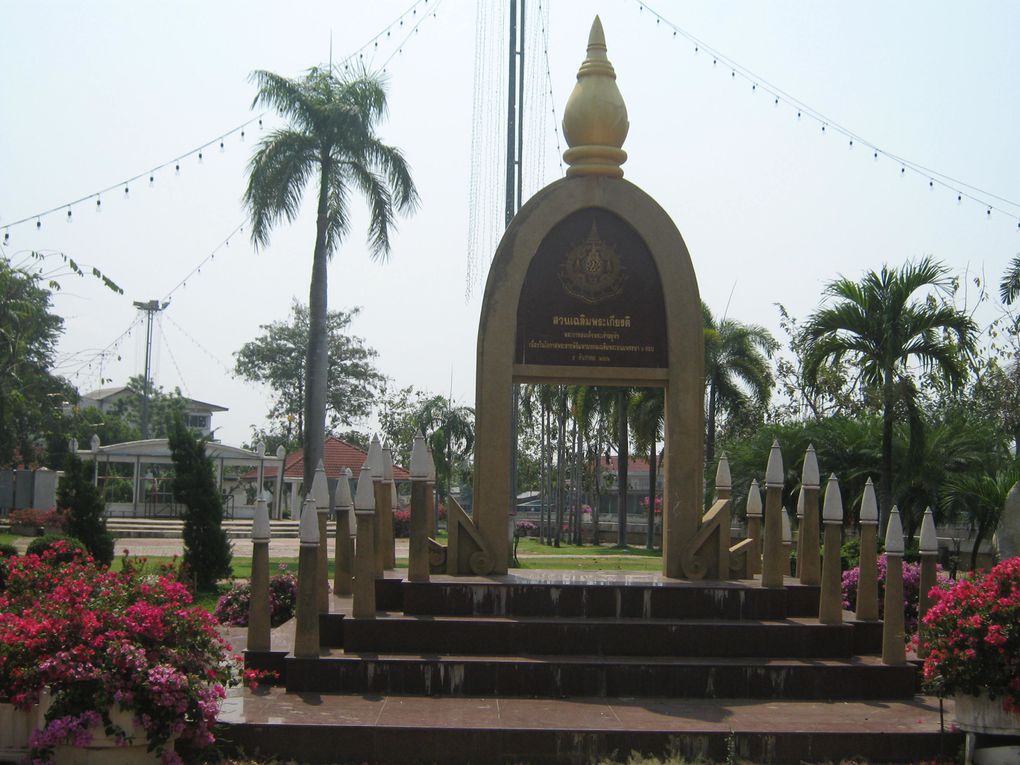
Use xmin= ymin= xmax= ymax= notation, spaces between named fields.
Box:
xmin=4 ymin=0 xmax=447 ymax=245
xmin=630 ymin=0 xmax=1020 ymax=231
xmin=156 ymin=315 xmax=193 ymax=399
xmin=163 ymin=312 xmax=235 ymax=378
xmin=1 ymin=116 xmax=263 ymax=244
xmin=161 ymin=223 xmax=245 ymax=302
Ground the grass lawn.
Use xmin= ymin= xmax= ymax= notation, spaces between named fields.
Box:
xmin=0 ymin=532 xmax=18 ymax=547
xmin=515 ymin=538 xmax=661 ymax=557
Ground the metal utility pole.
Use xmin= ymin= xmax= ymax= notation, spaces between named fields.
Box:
xmin=506 ymin=0 xmax=526 ymax=531
xmin=132 ymin=299 xmax=169 ymax=439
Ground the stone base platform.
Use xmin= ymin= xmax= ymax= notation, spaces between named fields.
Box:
xmin=227 ymin=570 xmax=941 ymax=764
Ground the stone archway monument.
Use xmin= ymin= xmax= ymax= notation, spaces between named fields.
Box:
xmin=463 ymin=16 xmax=706 ymax=579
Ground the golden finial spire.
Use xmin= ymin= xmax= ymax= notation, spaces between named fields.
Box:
xmin=562 ymin=16 xmax=629 ymax=178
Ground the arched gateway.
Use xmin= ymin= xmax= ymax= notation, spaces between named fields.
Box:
xmin=462 ymin=17 xmax=707 ymax=579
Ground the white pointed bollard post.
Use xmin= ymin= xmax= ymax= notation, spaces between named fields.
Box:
xmin=715 ymin=453 xmax=732 ymax=501
xmin=761 ymin=441 xmax=786 ymax=588
xmin=855 ymin=478 xmax=880 ymax=621
xmin=293 ymin=497 xmax=320 ymax=658
xmin=367 ymin=436 xmax=386 ymax=578
xmin=311 ymin=460 xmax=331 ymax=614
xmin=352 ymin=462 xmax=377 ymax=619
xmin=247 ymin=498 xmax=271 ymax=652
xmin=332 ymin=467 xmax=355 ymax=597
xmin=408 ymin=432 xmax=431 ymax=583
xmin=794 ymin=489 xmax=804 ymax=574
xmin=798 ymin=445 xmax=822 ymax=585
xmin=745 ymin=479 xmax=763 ymax=577
xmin=274 ymin=445 xmax=286 ymax=519
xmin=426 ymin=447 xmax=437 ymax=538
xmin=882 ymin=507 xmax=907 ymax=665
xmin=781 ymin=506 xmax=793 ymax=579
xmin=382 ymin=444 xmax=397 ymax=570
xmin=818 ymin=474 xmax=844 ymax=625
xmin=365 ymin=434 xmax=383 ymax=579
xmin=918 ymin=507 xmax=938 ymax=622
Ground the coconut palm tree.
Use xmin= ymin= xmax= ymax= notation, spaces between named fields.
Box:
xmin=942 ymin=460 xmax=1020 ymax=571
xmin=1001 ymin=254 xmax=1020 ymax=305
xmin=244 ymin=66 xmax=418 ymax=490
xmin=802 ymin=257 xmax=977 ymax=531
xmin=703 ymin=303 xmax=778 ymax=467
xmin=411 ymin=395 xmax=475 ymax=505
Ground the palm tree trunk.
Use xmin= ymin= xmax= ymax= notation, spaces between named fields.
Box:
xmin=617 ymin=388 xmax=629 ymax=547
xmin=646 ymin=443 xmax=656 ymax=549
xmin=592 ymin=428 xmax=602 ymax=547
xmin=539 ymin=402 xmax=547 ymax=545
xmin=879 ymin=385 xmax=895 ymax=535
xmin=303 ymin=155 xmax=332 ymax=493
xmin=705 ymin=375 xmax=717 ymax=468
xmin=555 ymin=388 xmax=566 ymax=547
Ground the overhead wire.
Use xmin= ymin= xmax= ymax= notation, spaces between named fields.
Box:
xmin=632 ymin=0 xmax=1020 ymax=226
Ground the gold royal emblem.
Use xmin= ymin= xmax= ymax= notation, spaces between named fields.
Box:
xmin=558 ymin=221 xmax=627 ymax=304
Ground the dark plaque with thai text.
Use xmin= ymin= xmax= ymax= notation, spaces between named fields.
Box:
xmin=514 ymin=207 xmax=667 ymax=368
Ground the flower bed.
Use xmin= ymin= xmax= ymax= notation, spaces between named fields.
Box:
xmin=214 ymin=564 xmax=298 ymax=628
xmin=0 ymin=542 xmax=237 ymax=764
xmin=841 ymin=554 xmax=946 ymax=633
xmin=919 ymin=557 xmax=1020 ymax=714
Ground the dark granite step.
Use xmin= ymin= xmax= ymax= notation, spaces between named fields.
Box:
xmin=340 ymin=615 xmax=856 ymax=659
xmin=217 ymin=689 xmax=960 ymax=765
xmin=284 ymin=652 xmax=917 ymax=700
xmin=403 ymin=578 xmax=823 ymax=621
xmin=402 ymin=579 xmax=799 ymax=620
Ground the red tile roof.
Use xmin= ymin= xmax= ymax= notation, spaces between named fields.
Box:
xmin=246 ymin=436 xmax=410 ymax=481
xmin=597 ymin=455 xmax=658 ymax=474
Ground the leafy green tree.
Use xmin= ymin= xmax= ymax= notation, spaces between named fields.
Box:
xmin=244 ymin=66 xmax=418 ymax=492
xmin=167 ymin=415 xmax=232 ymax=590
xmin=107 ymin=376 xmax=188 ymax=439
xmin=0 ymin=252 xmax=121 ymax=467
xmin=802 ymin=257 xmax=977 ymax=530
xmin=45 ymin=407 xmax=139 ymax=470
xmin=703 ymin=302 xmax=778 ymax=467
xmin=57 ymin=452 xmax=114 ymax=565
xmin=0 ymin=257 xmax=71 ymax=466
xmin=234 ymin=301 xmax=383 ymax=442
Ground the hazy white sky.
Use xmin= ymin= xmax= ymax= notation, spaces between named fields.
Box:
xmin=2 ymin=1 xmax=1018 ymax=446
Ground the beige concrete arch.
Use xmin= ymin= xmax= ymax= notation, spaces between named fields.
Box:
xmin=473 ymin=174 xmax=704 ymax=578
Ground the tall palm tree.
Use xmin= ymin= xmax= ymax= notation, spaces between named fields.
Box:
xmin=244 ymin=67 xmax=418 ymax=490
xmin=1001 ymin=254 xmax=1020 ymax=305
xmin=703 ymin=302 xmax=777 ymax=467
xmin=802 ymin=257 xmax=977 ymax=531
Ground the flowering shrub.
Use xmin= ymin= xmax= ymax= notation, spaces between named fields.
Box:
xmin=515 ymin=520 xmax=538 ymax=537
xmin=8 ymin=507 xmax=41 ymax=528
xmin=841 ymin=554 xmax=946 ymax=634
xmin=25 ymin=534 xmax=86 ymax=562
xmin=639 ymin=496 xmax=664 ymax=515
xmin=38 ymin=508 xmax=68 ymax=531
xmin=0 ymin=542 xmax=236 ymax=764
xmin=919 ymin=557 xmax=1020 ymax=713
xmin=392 ymin=508 xmax=411 ymax=538
xmin=214 ymin=564 xmax=298 ymax=627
